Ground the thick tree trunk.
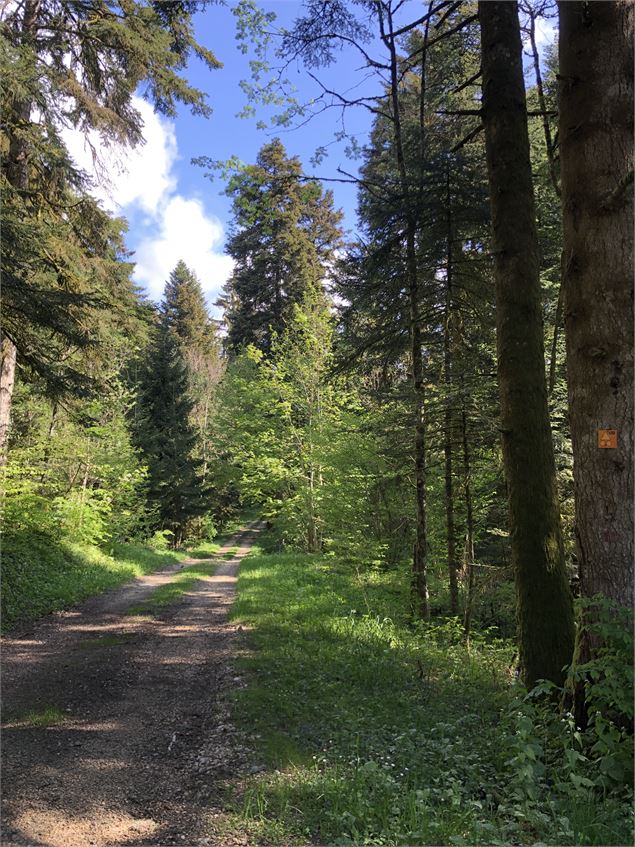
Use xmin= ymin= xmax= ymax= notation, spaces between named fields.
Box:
xmin=559 ymin=1 xmax=634 ymax=608
xmin=479 ymin=1 xmax=574 ymax=687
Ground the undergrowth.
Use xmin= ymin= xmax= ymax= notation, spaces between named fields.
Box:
xmin=226 ymin=550 xmax=634 ymax=846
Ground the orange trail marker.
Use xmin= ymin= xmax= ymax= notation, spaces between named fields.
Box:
xmin=598 ymin=429 xmax=618 ymax=449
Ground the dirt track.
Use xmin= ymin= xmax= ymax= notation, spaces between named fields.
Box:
xmin=1 ymin=523 xmax=263 ymax=847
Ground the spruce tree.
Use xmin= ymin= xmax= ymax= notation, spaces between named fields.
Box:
xmin=0 ymin=0 xmax=220 ymax=458
xmin=479 ymin=0 xmax=574 ymax=687
xmin=162 ymin=260 xmax=223 ymax=484
xmin=221 ymin=139 xmax=342 ymax=354
xmin=137 ymin=316 xmax=208 ymax=548
xmin=163 ymin=261 xmax=220 ymax=360
xmin=559 ymin=1 xmax=634 ymax=610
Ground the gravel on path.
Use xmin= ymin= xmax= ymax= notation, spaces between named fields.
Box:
xmin=1 ymin=522 xmax=264 ymax=847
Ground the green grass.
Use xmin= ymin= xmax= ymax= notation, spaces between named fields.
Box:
xmin=7 ymin=706 xmax=66 ymax=728
xmin=186 ymin=539 xmax=224 ymax=559
xmin=1 ymin=531 xmax=184 ymax=632
xmin=225 ymin=550 xmax=634 ymax=846
xmin=126 ymin=557 xmax=220 ymax=616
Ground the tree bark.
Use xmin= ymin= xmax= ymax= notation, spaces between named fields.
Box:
xmin=444 ymin=169 xmax=459 ymax=615
xmin=479 ymin=1 xmax=574 ymax=687
xmin=0 ymin=338 xmax=17 ymax=462
xmin=461 ymin=396 xmax=476 ymax=642
xmin=559 ymin=0 xmax=634 ymax=608
xmin=380 ymin=1 xmax=430 ymax=617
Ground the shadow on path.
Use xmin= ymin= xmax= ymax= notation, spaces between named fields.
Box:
xmin=1 ymin=522 xmax=264 ymax=847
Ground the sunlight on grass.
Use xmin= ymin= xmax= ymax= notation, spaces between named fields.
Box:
xmin=1 ymin=533 xmax=183 ymax=631
xmin=11 ymin=707 xmax=66 ymax=728
xmin=225 ymin=550 xmax=633 ymax=847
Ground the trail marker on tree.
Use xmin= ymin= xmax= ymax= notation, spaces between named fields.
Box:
xmin=597 ymin=429 xmax=618 ymax=449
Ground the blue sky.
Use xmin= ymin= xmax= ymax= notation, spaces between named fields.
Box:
xmin=65 ymin=0 xmax=374 ymax=314
xmin=64 ymin=1 xmax=556 ymax=316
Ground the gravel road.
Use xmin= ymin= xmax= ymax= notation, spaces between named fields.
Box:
xmin=1 ymin=522 xmax=263 ymax=847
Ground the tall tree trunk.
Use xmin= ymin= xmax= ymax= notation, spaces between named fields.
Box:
xmin=461 ymin=396 xmax=476 ymax=642
xmin=444 ymin=169 xmax=459 ymax=615
xmin=380 ymin=1 xmax=431 ymax=617
xmin=479 ymin=1 xmax=574 ymax=687
xmin=39 ymin=401 xmax=59 ymax=484
xmin=306 ymin=466 xmax=319 ymax=552
xmin=526 ymin=5 xmax=560 ymax=198
xmin=1 ymin=0 xmax=40 ymax=463
xmin=547 ymin=254 xmax=566 ymax=396
xmin=559 ymin=0 xmax=634 ymax=609
xmin=408 ymin=230 xmax=430 ymax=618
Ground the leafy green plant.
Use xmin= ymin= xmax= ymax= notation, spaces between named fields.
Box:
xmin=569 ymin=595 xmax=634 ymax=789
xmin=224 ymin=549 xmax=633 ymax=846
xmin=147 ymin=528 xmax=175 ymax=551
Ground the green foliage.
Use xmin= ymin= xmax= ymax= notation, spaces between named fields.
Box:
xmin=497 ymin=595 xmax=633 ymax=845
xmin=0 ymin=532 xmax=181 ymax=631
xmin=570 ymin=597 xmax=634 ymax=787
xmin=223 ymin=548 xmax=633 ymax=846
xmin=214 ymin=295 xmax=385 ymax=554
xmin=220 ymin=138 xmax=343 ymax=354
xmin=147 ymin=528 xmax=176 ymax=551
xmin=1 ymin=0 xmax=217 ymax=399
xmin=160 ymin=261 xmax=224 ymax=532
xmin=135 ymin=311 xmax=210 ymax=545
xmin=4 ymin=381 xmax=150 ymax=546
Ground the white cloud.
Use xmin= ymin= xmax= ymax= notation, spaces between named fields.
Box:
xmin=63 ymin=97 xmax=177 ymax=215
xmin=132 ymin=195 xmax=234 ymax=304
xmin=63 ymin=96 xmax=232 ymax=307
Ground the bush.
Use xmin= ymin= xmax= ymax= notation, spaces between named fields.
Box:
xmin=499 ymin=595 xmax=633 ymax=844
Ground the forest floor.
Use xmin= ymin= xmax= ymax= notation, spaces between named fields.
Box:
xmin=1 ymin=521 xmax=264 ymax=847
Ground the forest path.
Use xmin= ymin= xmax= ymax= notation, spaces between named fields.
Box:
xmin=1 ymin=521 xmax=264 ymax=847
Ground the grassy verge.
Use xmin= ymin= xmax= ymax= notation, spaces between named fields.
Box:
xmin=1 ymin=516 xmax=258 ymax=632
xmin=0 ymin=531 xmax=184 ymax=632
xmin=4 ymin=706 xmax=67 ymax=728
xmin=225 ymin=550 xmax=633 ymax=846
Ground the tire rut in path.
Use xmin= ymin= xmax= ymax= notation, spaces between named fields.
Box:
xmin=1 ymin=521 xmax=264 ymax=847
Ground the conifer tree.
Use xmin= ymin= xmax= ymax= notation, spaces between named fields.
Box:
xmin=163 ymin=261 xmax=220 ymax=360
xmin=162 ymin=260 xmax=223 ymax=482
xmin=479 ymin=0 xmax=574 ymax=687
xmin=136 ymin=316 xmax=208 ymax=548
xmin=0 ymin=0 xmax=220 ymax=458
xmin=559 ymin=0 xmax=634 ymax=611
xmin=221 ymin=139 xmax=343 ymax=354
